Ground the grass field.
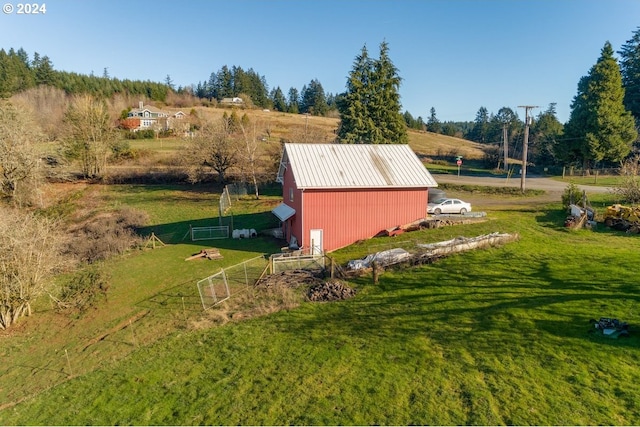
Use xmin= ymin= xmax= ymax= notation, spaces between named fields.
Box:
xmin=2 ymin=181 xmax=640 ymax=425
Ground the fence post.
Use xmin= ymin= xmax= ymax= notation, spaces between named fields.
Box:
xmin=372 ymin=261 xmax=379 ymax=284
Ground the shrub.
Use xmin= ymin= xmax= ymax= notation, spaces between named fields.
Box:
xmin=561 ymin=182 xmax=582 ymax=208
xmin=56 ymin=266 xmax=110 ymax=314
xmin=65 ymin=207 xmax=149 ymax=263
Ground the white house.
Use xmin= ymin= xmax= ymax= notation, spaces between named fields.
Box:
xmin=126 ymin=101 xmax=185 ymax=132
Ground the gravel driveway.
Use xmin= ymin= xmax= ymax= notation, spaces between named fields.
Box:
xmin=432 ymin=173 xmax=614 ymax=207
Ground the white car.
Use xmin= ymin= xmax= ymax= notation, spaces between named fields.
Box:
xmin=427 ymin=198 xmax=472 ymax=215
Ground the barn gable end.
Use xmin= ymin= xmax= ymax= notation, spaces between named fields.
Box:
xmin=273 ymin=143 xmax=438 ymax=252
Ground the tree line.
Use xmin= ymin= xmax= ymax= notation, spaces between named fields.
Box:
xmin=446 ymin=29 xmax=640 ymax=172
xmin=193 ymin=65 xmax=340 ymax=116
xmin=0 ymin=48 xmax=171 ymax=102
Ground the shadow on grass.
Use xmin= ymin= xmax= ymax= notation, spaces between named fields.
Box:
xmin=269 ymin=251 xmax=640 ymax=350
xmin=139 ymin=210 xmax=281 ymax=246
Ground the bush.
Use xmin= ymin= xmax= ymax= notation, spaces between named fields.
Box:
xmin=56 ymin=266 xmax=110 ymax=313
xmin=561 ymin=182 xmax=582 ymax=208
xmin=125 ymin=129 xmax=155 ymax=140
xmin=65 ymin=207 xmax=149 ymax=263
xmin=110 ymin=140 xmax=139 ymax=162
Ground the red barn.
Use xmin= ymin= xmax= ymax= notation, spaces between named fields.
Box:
xmin=272 ymin=143 xmax=438 ymax=253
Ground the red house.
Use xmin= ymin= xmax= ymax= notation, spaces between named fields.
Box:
xmin=272 ymin=143 xmax=438 ymax=253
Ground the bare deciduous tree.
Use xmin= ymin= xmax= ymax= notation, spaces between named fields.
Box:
xmin=238 ymin=116 xmax=263 ymax=198
xmin=613 ymin=155 xmax=640 ymax=203
xmin=186 ymin=117 xmax=239 ymax=184
xmin=11 ymin=85 xmax=68 ymax=141
xmin=0 ymin=208 xmax=64 ymax=330
xmin=0 ymin=101 xmax=44 ymax=206
xmin=64 ymin=95 xmax=116 ymax=179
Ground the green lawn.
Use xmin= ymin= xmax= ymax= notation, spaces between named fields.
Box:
xmin=2 ymin=187 xmax=640 ymax=425
xmin=552 ymin=174 xmax=624 ymax=186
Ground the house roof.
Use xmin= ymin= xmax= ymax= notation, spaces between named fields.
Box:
xmin=278 ymin=143 xmax=438 ymax=189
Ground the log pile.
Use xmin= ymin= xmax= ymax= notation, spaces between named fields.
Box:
xmin=185 ymin=248 xmax=223 ymax=261
xmin=307 ymin=281 xmax=357 ymax=302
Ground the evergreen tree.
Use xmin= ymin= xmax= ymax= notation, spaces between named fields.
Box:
xmin=487 ymin=107 xmax=522 ymax=147
xmin=164 ymin=74 xmax=174 ymax=90
xmin=426 ymin=107 xmax=441 ymax=133
xmin=300 ymin=79 xmax=328 ymax=116
xmin=287 ymin=87 xmax=300 ymax=114
xmin=232 ymin=66 xmax=247 ymax=95
xmin=618 ymin=27 xmax=640 ymax=126
xmin=207 ymin=72 xmax=217 ymax=100
xmin=530 ymin=103 xmax=563 ymax=167
xmin=337 ymin=45 xmax=373 ymax=143
xmin=563 ymin=42 xmax=637 ymax=168
xmin=215 ymin=66 xmax=233 ymax=100
xmin=468 ymin=107 xmax=490 ymax=142
xmin=403 ymin=111 xmax=417 ymax=129
xmin=0 ymin=49 xmax=34 ymax=96
xmin=270 ymin=86 xmax=287 ymax=112
xmin=16 ymin=48 xmax=29 ymax=68
xmin=441 ymin=122 xmax=457 ymax=136
xmin=338 ymin=42 xmax=407 ymax=144
xmin=33 ymin=55 xmax=56 ymax=86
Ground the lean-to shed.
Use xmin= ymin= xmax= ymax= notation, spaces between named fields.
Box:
xmin=272 ymin=143 xmax=438 ymax=252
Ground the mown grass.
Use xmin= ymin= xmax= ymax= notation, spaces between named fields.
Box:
xmin=553 ymin=175 xmax=624 ymax=186
xmin=3 ymin=189 xmax=640 ymax=425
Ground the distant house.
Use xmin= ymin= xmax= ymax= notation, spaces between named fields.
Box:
xmin=125 ymin=101 xmax=185 ymax=132
xmin=220 ymin=97 xmax=244 ymax=105
xmin=272 ymin=143 xmax=438 ymax=253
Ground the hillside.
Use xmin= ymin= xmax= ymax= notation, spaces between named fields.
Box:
xmin=187 ymin=106 xmax=486 ymax=159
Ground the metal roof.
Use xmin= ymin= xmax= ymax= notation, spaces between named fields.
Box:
xmin=280 ymin=143 xmax=438 ymax=189
xmin=272 ymin=203 xmax=296 ymax=221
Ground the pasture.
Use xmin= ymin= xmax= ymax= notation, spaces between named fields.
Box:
xmin=2 ymin=181 xmax=640 ymax=425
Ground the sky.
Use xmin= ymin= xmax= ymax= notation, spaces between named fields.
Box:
xmin=1 ymin=0 xmax=639 ymax=124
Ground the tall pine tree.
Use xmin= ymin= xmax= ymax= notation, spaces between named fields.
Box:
xmin=338 ymin=42 xmax=407 ymax=144
xmin=563 ymin=42 xmax=637 ymax=169
xmin=618 ymin=27 xmax=640 ymax=126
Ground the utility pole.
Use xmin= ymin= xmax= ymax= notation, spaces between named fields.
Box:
xmin=503 ymin=124 xmax=508 ymax=172
xmin=518 ymin=105 xmax=538 ymax=193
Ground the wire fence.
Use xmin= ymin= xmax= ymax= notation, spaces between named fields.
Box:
xmin=270 ymin=250 xmax=325 ymax=274
xmin=197 ymin=255 xmax=268 ymax=310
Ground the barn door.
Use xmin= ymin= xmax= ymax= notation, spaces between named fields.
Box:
xmin=309 ymin=229 xmax=323 ymax=255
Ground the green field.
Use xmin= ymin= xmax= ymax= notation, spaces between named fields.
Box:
xmin=2 ymin=182 xmax=640 ymax=425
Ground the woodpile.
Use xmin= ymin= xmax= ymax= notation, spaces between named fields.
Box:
xmin=254 ymin=270 xmax=357 ymax=302
xmin=185 ymin=248 xmax=223 ymax=261
xmin=307 ymin=281 xmax=356 ymax=302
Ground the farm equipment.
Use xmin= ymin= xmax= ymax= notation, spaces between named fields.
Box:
xmin=602 ymin=204 xmax=640 ymax=233
xmin=564 ymin=190 xmax=596 ymax=229
xmin=589 ymin=317 xmax=630 ymax=338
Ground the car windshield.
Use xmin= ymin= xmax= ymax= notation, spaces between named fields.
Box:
xmin=431 ymin=198 xmax=448 ymax=204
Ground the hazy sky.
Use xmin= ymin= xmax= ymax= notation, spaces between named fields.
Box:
xmin=2 ymin=0 xmax=639 ymax=123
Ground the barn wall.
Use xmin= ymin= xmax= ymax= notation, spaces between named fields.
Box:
xmin=301 ymin=188 xmax=428 ymax=252
xmin=281 ymin=161 xmax=303 ymax=245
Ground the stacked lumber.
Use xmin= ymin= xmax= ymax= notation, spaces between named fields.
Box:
xmin=185 ymin=248 xmax=223 ymax=261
